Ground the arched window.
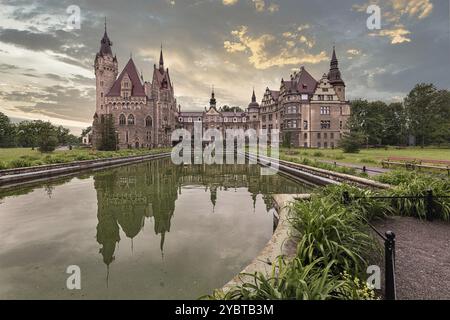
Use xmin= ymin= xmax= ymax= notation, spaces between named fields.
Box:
xmin=119 ymin=114 xmax=126 ymax=126
xmin=145 ymin=116 xmax=152 ymax=127
xmin=127 ymin=114 xmax=135 ymax=126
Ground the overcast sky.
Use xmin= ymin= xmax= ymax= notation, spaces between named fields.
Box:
xmin=0 ymin=0 xmax=449 ymax=134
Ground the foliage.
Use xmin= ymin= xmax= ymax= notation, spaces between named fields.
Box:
xmin=348 ymin=84 xmax=450 ymax=148
xmin=204 ymin=184 xmax=380 ymax=300
xmin=0 ymin=147 xmax=170 ymax=170
xmin=37 ymin=122 xmax=59 ymax=152
xmin=282 ymin=132 xmax=292 ymax=148
xmin=0 ymin=112 xmax=16 ymax=147
xmin=97 ymin=114 xmax=118 ymax=151
xmin=339 ymin=131 xmax=365 ymax=153
xmin=220 ymin=105 xmax=244 ymax=112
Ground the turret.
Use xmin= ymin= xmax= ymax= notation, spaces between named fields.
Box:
xmin=94 ymin=18 xmax=118 ymax=115
xmin=210 ymin=86 xmax=217 ymax=109
xmin=327 ymin=46 xmax=346 ymax=101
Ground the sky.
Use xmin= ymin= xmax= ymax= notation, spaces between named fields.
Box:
xmin=0 ymin=0 xmax=449 ymax=134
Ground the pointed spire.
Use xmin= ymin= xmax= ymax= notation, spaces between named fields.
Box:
xmin=328 ymin=46 xmax=345 ymax=86
xmin=251 ymin=88 xmax=256 ymax=103
xmin=99 ymin=17 xmax=113 ymax=56
xmin=210 ymin=85 xmax=216 ymax=108
xmin=159 ymin=44 xmax=164 ymax=71
xmin=331 ymin=46 xmax=338 ymax=67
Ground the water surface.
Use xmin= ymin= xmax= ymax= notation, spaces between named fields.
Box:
xmin=0 ymin=158 xmax=309 ymax=299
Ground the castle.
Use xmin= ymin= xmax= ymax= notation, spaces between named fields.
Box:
xmin=92 ymin=22 xmax=178 ymax=149
xmin=92 ymin=23 xmax=350 ymax=149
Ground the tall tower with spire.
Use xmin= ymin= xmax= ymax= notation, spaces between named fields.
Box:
xmin=327 ymin=46 xmax=346 ymax=101
xmin=94 ymin=18 xmax=118 ymax=116
xmin=247 ymin=89 xmax=260 ymax=130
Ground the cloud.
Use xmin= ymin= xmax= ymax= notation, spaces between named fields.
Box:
xmin=369 ymin=25 xmax=411 ymax=44
xmin=222 ymin=0 xmax=279 ymax=13
xmin=223 ymin=0 xmax=239 ymax=5
xmin=224 ymin=26 xmax=326 ymax=70
xmin=353 ymin=0 xmax=433 ymax=44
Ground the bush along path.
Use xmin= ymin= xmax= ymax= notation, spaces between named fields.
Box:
xmin=204 ymin=170 xmax=449 ymax=300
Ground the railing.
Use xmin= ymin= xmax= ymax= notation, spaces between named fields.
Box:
xmin=342 ymin=190 xmax=450 ymax=300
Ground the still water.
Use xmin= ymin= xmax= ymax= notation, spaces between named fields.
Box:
xmin=0 ymin=158 xmax=309 ymax=299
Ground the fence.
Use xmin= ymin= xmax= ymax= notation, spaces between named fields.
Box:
xmin=342 ymin=190 xmax=450 ymax=300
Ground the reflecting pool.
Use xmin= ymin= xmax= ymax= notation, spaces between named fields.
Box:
xmin=0 ymin=158 xmax=310 ymax=299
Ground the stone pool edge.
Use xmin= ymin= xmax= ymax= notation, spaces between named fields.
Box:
xmin=221 ymin=193 xmax=310 ymax=292
xmin=0 ymin=152 xmax=171 ymax=188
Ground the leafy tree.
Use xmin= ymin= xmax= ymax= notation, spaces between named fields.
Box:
xmin=404 ymin=83 xmax=438 ymax=148
xmin=55 ymin=125 xmax=70 ymax=145
xmin=282 ymin=131 xmax=292 ymax=148
xmin=37 ymin=122 xmax=58 ymax=152
xmin=81 ymin=126 xmax=92 ymax=138
xmin=339 ymin=131 xmax=365 ymax=153
xmin=98 ymin=115 xmax=117 ymax=151
xmin=221 ymin=105 xmax=243 ymax=113
xmin=0 ymin=112 xmax=16 ymax=147
xmin=429 ymin=90 xmax=450 ymax=146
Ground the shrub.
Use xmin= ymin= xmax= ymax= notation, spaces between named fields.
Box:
xmin=9 ymin=159 xmax=32 ymax=168
xmin=313 ymin=151 xmax=324 ymax=157
xmin=0 ymin=161 xmax=7 ymax=170
xmin=386 ymin=178 xmax=450 ymax=221
xmin=375 ymin=170 xmax=421 ymax=186
xmin=339 ymin=131 xmax=365 ymax=153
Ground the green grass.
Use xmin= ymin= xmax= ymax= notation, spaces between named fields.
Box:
xmin=0 ymin=147 xmax=171 ymax=170
xmin=281 ymin=147 xmax=450 ymax=167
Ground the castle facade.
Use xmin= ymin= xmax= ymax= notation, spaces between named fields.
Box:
xmin=92 ymin=24 xmax=350 ymax=149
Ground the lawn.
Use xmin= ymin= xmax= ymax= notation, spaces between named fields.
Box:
xmin=280 ymin=147 xmax=450 ymax=168
xmin=0 ymin=147 xmax=171 ymax=170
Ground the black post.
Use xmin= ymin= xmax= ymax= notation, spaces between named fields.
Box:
xmin=342 ymin=191 xmax=350 ymax=205
xmin=363 ymin=166 xmax=367 ymax=173
xmin=385 ymin=231 xmax=396 ymax=300
xmin=426 ymin=189 xmax=434 ymax=222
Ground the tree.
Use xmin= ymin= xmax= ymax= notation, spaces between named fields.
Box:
xmin=339 ymin=131 xmax=365 ymax=153
xmin=55 ymin=125 xmax=70 ymax=145
xmin=221 ymin=105 xmax=243 ymax=113
xmin=97 ymin=115 xmax=117 ymax=151
xmin=429 ymin=90 xmax=450 ymax=146
xmin=0 ymin=112 xmax=16 ymax=147
xmin=404 ymin=83 xmax=438 ymax=148
xmin=282 ymin=132 xmax=292 ymax=149
xmin=37 ymin=122 xmax=58 ymax=152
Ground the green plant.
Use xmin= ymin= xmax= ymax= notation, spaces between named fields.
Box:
xmin=313 ymin=151 xmax=324 ymax=157
xmin=290 ymin=196 xmax=379 ymax=274
xmin=9 ymin=159 xmax=32 ymax=168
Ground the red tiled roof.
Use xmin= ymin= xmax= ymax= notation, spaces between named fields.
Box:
xmin=269 ymin=90 xmax=280 ymax=101
xmin=107 ymin=58 xmax=146 ymax=97
xmin=295 ymin=67 xmax=318 ymax=94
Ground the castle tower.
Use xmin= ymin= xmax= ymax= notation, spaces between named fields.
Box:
xmin=327 ymin=47 xmax=346 ymax=101
xmin=210 ymin=86 xmax=217 ymax=109
xmin=94 ymin=19 xmax=118 ymax=115
xmin=247 ymin=89 xmax=260 ymax=130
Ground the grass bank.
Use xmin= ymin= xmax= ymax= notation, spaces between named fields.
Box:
xmin=280 ymin=147 xmax=450 ymax=167
xmin=0 ymin=147 xmax=171 ymax=170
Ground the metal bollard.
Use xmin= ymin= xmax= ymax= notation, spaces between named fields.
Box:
xmin=385 ymin=231 xmax=396 ymax=300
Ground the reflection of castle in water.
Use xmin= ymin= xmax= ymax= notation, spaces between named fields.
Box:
xmin=94 ymin=158 xmax=308 ymax=270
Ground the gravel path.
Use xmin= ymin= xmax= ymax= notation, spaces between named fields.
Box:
xmin=371 ymin=216 xmax=450 ymax=300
